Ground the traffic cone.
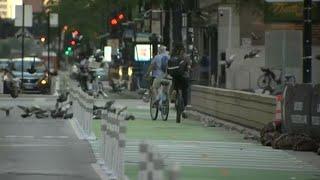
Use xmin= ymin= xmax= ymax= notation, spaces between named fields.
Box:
xmin=274 ymin=95 xmax=283 ymax=127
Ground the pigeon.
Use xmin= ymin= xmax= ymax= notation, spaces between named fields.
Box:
xmin=105 ymin=100 xmax=115 ymax=110
xmin=18 ymin=105 xmax=49 ymax=118
xmin=0 ymin=107 xmax=13 ymax=116
xmin=93 ymin=100 xmax=115 ymax=111
xmin=117 ymin=106 xmax=128 ymax=115
xmin=57 ymin=92 xmax=69 ymax=103
xmin=244 ymin=49 xmax=261 ymax=59
xmin=250 ymin=32 xmax=261 ymax=41
xmin=63 ymin=113 xmax=73 ymax=119
xmin=124 ymin=114 xmax=135 ymax=121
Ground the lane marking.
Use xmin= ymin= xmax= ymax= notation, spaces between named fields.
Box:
xmin=5 ymin=135 xmax=34 ymax=139
xmin=0 ymin=144 xmax=66 ymax=147
xmin=43 ymin=136 xmax=69 ymax=139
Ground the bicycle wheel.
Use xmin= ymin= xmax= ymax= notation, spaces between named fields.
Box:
xmin=160 ymin=93 xmax=170 ymax=121
xmin=257 ymin=75 xmax=271 ymax=89
xmin=175 ymin=91 xmax=184 ymax=123
xmin=150 ymin=95 xmax=158 ymax=120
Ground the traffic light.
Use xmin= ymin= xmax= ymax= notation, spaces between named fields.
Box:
xmin=64 ymin=46 xmax=73 ymax=56
xmin=70 ymin=39 xmax=77 ymax=46
xmin=110 ymin=18 xmax=118 ymax=26
xmin=117 ymin=13 xmax=125 ymax=20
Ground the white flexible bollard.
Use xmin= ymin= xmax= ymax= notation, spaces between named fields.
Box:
xmin=99 ymin=115 xmax=107 ymax=166
xmin=153 ymin=153 xmax=164 ymax=180
xmin=87 ymin=96 xmax=94 ymax=140
xmin=83 ymin=94 xmax=90 ymax=137
xmin=106 ymin=113 xmax=115 ymax=177
xmin=103 ymin=112 xmax=112 ymax=175
xmin=168 ymin=163 xmax=180 ymax=180
xmin=138 ymin=142 xmax=149 ymax=180
xmin=146 ymin=147 xmax=154 ymax=180
xmin=113 ymin=116 xmax=120 ymax=179
xmin=117 ymin=115 xmax=127 ymax=180
xmin=110 ymin=113 xmax=119 ymax=180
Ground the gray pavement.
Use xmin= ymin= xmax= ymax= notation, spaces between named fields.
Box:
xmin=0 ymin=97 xmax=100 ymax=180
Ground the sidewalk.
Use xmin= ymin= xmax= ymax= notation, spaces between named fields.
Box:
xmin=92 ymin=99 xmax=320 ymax=180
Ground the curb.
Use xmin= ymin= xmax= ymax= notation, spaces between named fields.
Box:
xmin=185 ymin=109 xmax=260 ymax=141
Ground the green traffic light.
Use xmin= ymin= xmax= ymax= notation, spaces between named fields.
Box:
xmin=67 ymin=47 xmax=72 ymax=51
xmin=65 ymin=51 xmax=70 ymax=56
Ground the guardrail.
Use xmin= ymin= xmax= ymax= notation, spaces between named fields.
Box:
xmin=191 ymin=85 xmax=276 ymax=130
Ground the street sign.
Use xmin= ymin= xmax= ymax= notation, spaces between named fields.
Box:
xmin=104 ymin=46 xmax=112 ymax=62
xmin=14 ymin=5 xmax=33 ymax=27
xmin=50 ymin=13 xmax=59 ymax=27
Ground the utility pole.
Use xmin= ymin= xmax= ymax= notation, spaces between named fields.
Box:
xmin=21 ymin=1 xmax=25 ymax=88
xmin=303 ymin=0 xmax=312 ymax=83
xmin=47 ymin=11 xmax=51 ymax=72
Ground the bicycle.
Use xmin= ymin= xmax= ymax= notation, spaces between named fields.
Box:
xmin=150 ymin=78 xmax=171 ymax=121
xmin=175 ymin=89 xmax=184 ymax=123
xmin=257 ymin=68 xmax=296 ymax=94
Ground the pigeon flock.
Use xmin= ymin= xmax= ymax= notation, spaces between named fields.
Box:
xmin=1 ymin=92 xmax=135 ymax=121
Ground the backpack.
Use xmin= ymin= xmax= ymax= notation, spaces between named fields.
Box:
xmin=167 ymin=56 xmax=185 ymax=78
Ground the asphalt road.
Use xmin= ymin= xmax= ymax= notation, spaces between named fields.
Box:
xmin=0 ymin=97 xmax=100 ymax=180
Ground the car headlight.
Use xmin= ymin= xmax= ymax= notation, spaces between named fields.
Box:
xmin=41 ymin=79 xmax=47 ymax=85
xmin=3 ymin=74 xmax=9 ymax=81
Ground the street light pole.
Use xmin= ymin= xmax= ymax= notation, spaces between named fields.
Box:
xmin=21 ymin=1 xmax=25 ymax=88
xmin=303 ymin=0 xmax=312 ymax=83
xmin=47 ymin=11 xmax=51 ymax=72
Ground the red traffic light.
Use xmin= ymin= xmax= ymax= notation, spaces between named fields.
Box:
xmin=70 ymin=40 xmax=76 ymax=46
xmin=118 ymin=13 xmax=124 ymax=20
xmin=110 ymin=18 xmax=118 ymax=26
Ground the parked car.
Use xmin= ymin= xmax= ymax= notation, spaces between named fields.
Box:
xmin=0 ymin=58 xmax=10 ymax=71
xmin=9 ymin=57 xmax=51 ymax=94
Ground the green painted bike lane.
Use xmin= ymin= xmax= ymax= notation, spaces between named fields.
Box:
xmin=92 ymin=100 xmax=320 ymax=180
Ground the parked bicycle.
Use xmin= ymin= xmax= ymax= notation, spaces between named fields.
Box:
xmin=257 ymin=68 xmax=296 ymax=94
xmin=150 ymin=78 xmax=171 ymax=121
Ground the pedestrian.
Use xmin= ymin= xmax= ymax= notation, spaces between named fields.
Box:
xmin=79 ymin=52 xmax=89 ymax=91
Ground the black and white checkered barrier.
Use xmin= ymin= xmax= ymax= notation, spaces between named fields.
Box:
xmin=138 ymin=142 xmax=180 ymax=180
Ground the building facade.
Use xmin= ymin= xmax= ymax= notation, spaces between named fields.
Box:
xmin=0 ymin=0 xmax=10 ymax=19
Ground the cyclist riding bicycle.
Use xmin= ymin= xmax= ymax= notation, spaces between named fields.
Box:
xmin=167 ymin=43 xmax=191 ymax=120
xmin=146 ymin=45 xmax=170 ymax=105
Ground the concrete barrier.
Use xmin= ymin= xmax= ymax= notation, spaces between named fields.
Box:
xmin=191 ymin=85 xmax=276 ymax=130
